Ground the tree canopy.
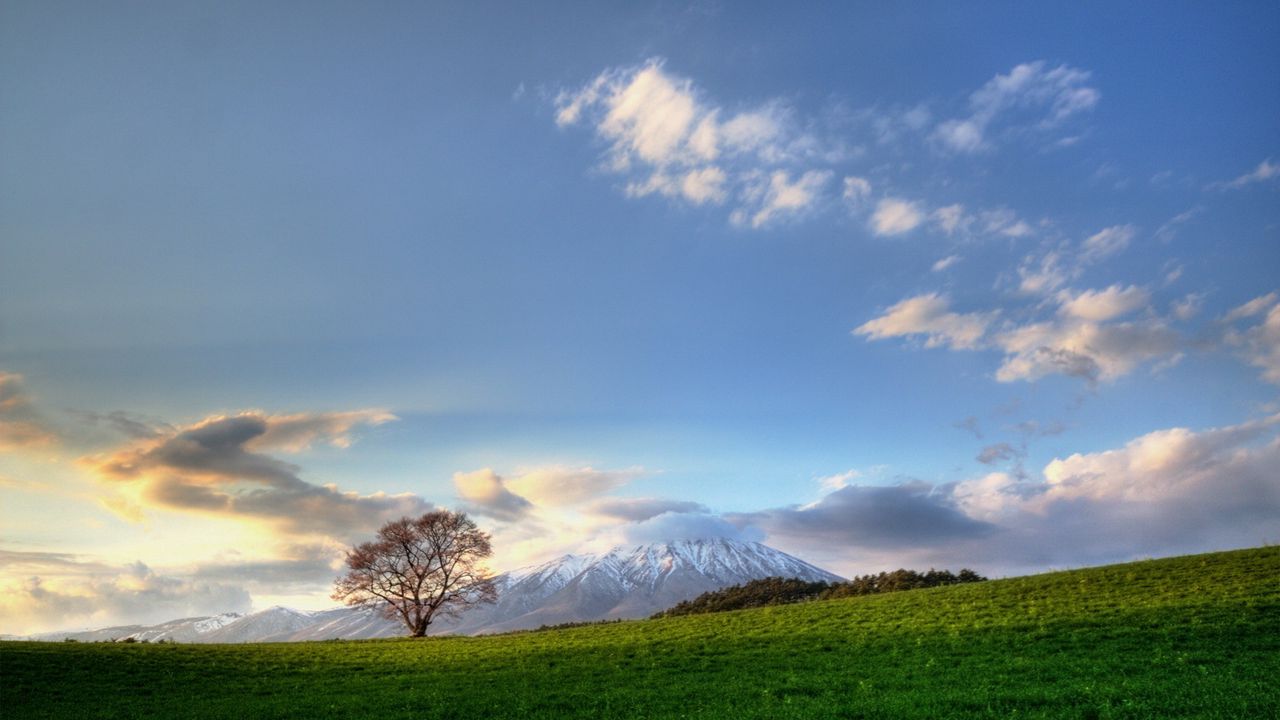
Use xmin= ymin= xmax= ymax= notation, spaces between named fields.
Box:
xmin=332 ymin=510 xmax=497 ymax=637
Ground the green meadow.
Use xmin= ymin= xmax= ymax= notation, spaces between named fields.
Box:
xmin=4 ymin=547 xmax=1277 ymax=719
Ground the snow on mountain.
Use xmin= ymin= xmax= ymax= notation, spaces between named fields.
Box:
xmin=14 ymin=539 xmax=843 ymax=642
xmin=23 ymin=612 xmax=246 ymax=643
xmin=202 ymin=606 xmax=317 ymax=643
xmin=280 ymin=606 xmax=402 ymax=642
xmin=192 ymin=613 xmax=242 ymax=634
xmin=444 ymin=538 xmax=843 ymax=634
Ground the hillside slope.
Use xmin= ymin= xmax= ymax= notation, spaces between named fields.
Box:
xmin=4 ymin=546 xmax=1277 ymax=719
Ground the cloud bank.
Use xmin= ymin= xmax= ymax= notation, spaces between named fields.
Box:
xmin=81 ymin=411 xmax=427 ymax=538
xmin=740 ymin=415 xmax=1280 ymax=575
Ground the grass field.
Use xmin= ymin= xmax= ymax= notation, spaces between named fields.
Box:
xmin=4 ymin=546 xmax=1278 ymax=719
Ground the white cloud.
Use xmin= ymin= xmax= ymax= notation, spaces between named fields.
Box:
xmin=855 ymin=294 xmax=992 ymax=350
xmin=737 ymin=170 xmax=832 ymax=228
xmin=1223 ymin=293 xmax=1280 ymax=384
xmin=931 ymin=204 xmax=970 ymax=236
xmin=719 ymin=105 xmax=789 ymax=159
xmin=952 ymin=472 xmax=1023 ymax=522
xmin=931 ymin=255 xmax=961 ymax=272
xmin=816 ymin=469 xmax=862 ymax=492
xmin=869 ymin=197 xmax=925 ymax=236
xmin=1223 ymin=292 xmax=1278 ymax=323
xmin=504 ymin=465 xmax=645 ymax=507
xmin=679 ymin=166 xmax=728 ymax=204
xmin=1212 ymin=158 xmax=1279 ymax=190
xmin=933 ymin=61 xmax=1099 ymax=153
xmin=1017 ymin=251 xmax=1073 ymax=295
xmin=857 ymin=283 xmax=1179 ymax=386
xmin=980 ymin=208 xmax=1034 ymax=238
xmin=1016 ymin=222 xmax=1137 ymax=300
xmin=993 ymin=315 xmax=1178 ymax=384
xmin=1154 ymin=207 xmax=1201 ymax=243
xmin=556 ymin=59 xmax=834 ymax=227
xmin=1056 ymin=284 xmax=1150 ymax=322
xmin=1039 ymin=414 xmax=1280 ymax=504
xmin=453 ymin=468 xmax=534 ymax=522
xmin=1172 ymin=293 xmax=1205 ymax=321
xmin=1080 ymin=224 xmax=1137 ymax=262
xmin=625 ymin=166 xmax=728 ymax=205
xmin=596 ymin=63 xmax=701 ymax=167
xmin=986 ymin=284 xmax=1177 ymax=383
xmin=842 ymin=176 xmax=872 ymax=207
xmin=934 ymin=119 xmax=985 ymax=153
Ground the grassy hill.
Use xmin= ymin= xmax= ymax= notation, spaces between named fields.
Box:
xmin=4 ymin=546 xmax=1277 ymax=719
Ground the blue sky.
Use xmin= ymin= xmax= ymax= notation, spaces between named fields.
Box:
xmin=1 ymin=2 xmax=1278 ymax=633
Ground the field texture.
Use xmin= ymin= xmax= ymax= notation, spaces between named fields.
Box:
xmin=4 ymin=547 xmax=1278 ymax=719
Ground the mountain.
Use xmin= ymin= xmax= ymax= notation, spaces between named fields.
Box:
xmin=17 ymin=538 xmax=842 ymax=642
xmin=27 ymin=612 xmax=243 ymax=643
xmin=201 ymin=606 xmax=317 ymax=643
xmin=276 ymin=606 xmax=403 ymax=642
xmin=437 ymin=538 xmax=844 ymax=634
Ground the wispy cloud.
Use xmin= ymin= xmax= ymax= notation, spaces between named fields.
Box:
xmin=933 ymin=61 xmax=1099 ymax=154
xmin=854 ymin=294 xmax=993 ymax=350
xmin=931 ymin=205 xmax=970 ymax=236
xmin=1222 ymin=292 xmax=1280 ymax=384
xmin=732 ymin=170 xmax=833 ymax=228
xmin=1079 ymin=224 xmax=1136 ymax=263
xmin=1154 ymin=207 xmax=1201 ymax=243
xmin=1208 ymin=158 xmax=1279 ymax=191
xmin=1017 ymin=251 xmax=1074 ymax=295
xmin=931 ymin=254 xmax=962 ymax=272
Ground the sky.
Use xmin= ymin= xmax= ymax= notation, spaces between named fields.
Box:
xmin=1 ymin=1 xmax=1278 ymax=635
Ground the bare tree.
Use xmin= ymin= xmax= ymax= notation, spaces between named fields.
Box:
xmin=332 ymin=510 xmax=498 ymax=637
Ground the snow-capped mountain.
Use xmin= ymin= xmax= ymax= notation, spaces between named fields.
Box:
xmin=19 ymin=539 xmax=842 ymax=642
xmin=440 ymin=538 xmax=843 ymax=634
xmin=200 ymin=606 xmax=317 ymax=643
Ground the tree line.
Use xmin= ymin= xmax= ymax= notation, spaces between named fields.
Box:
xmin=651 ymin=568 xmax=988 ymax=619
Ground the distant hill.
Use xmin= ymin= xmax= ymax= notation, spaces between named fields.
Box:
xmin=23 ymin=538 xmax=843 ymax=642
